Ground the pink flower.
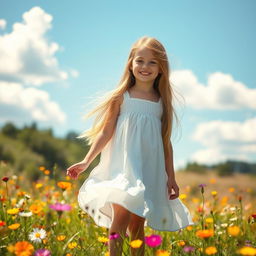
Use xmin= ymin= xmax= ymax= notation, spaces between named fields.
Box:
xmin=145 ymin=234 xmax=162 ymax=247
xmin=49 ymin=203 xmax=71 ymax=211
xmin=109 ymin=232 xmax=120 ymax=240
xmin=34 ymin=249 xmax=51 ymax=256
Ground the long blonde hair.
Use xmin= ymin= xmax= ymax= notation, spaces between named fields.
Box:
xmin=77 ymin=36 xmax=178 ymax=160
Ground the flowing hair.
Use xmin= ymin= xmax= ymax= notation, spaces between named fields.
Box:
xmin=77 ymin=36 xmax=178 ymax=160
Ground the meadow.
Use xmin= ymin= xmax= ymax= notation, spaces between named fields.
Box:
xmin=0 ymin=161 xmax=256 ymax=256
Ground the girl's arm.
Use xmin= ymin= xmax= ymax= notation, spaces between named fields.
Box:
xmin=82 ymin=95 xmax=123 ymax=166
xmin=66 ymin=95 xmax=123 ymax=179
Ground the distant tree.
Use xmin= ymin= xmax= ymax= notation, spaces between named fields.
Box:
xmin=66 ymin=131 xmax=79 ymax=141
xmin=1 ymin=122 xmax=18 ymax=138
xmin=184 ymin=161 xmax=206 ymax=173
xmin=217 ymin=161 xmax=234 ymax=176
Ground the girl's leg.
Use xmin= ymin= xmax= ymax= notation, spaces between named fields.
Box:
xmin=127 ymin=213 xmax=145 ymax=256
xmin=109 ymin=203 xmax=131 ymax=256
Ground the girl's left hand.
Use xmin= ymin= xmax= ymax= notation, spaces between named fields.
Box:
xmin=167 ymin=177 xmax=180 ymax=200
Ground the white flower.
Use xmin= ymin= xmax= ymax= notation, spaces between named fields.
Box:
xmin=28 ymin=228 xmax=46 ymax=243
xmin=16 ymin=199 xmax=25 ymax=208
xmin=221 ymin=223 xmax=228 ymax=228
xmin=19 ymin=211 xmax=33 ymax=217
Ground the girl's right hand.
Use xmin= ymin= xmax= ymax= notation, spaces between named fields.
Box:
xmin=66 ymin=161 xmax=89 ymax=180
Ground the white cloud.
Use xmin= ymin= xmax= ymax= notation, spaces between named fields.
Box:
xmin=172 ymin=70 xmax=256 ymax=109
xmin=0 ymin=19 xmax=7 ymax=30
xmin=0 ymin=7 xmax=69 ymax=86
xmin=0 ymin=81 xmax=66 ymax=124
xmin=191 ymin=118 xmax=256 ymax=164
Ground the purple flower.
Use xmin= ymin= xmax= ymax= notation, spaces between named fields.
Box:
xmin=34 ymin=249 xmax=51 ymax=256
xmin=198 ymin=184 xmax=206 ymax=194
xmin=49 ymin=203 xmax=71 ymax=212
xmin=145 ymin=234 xmax=162 ymax=247
xmin=109 ymin=232 xmax=120 ymax=240
xmin=183 ymin=245 xmax=195 ymax=253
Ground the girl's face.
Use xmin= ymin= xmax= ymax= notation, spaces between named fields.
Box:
xmin=131 ymin=47 xmax=160 ymax=86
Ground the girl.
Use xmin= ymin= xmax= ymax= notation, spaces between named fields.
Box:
xmin=67 ymin=36 xmax=193 ymax=256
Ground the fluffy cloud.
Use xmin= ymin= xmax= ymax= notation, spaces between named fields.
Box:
xmin=0 ymin=82 xmax=66 ymax=124
xmin=0 ymin=19 xmax=6 ymax=30
xmin=191 ymin=118 xmax=256 ymax=164
xmin=172 ymin=70 xmax=256 ymax=109
xmin=0 ymin=7 xmax=70 ymax=86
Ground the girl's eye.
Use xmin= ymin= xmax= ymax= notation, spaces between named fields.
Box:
xmin=150 ymin=61 xmax=157 ymax=64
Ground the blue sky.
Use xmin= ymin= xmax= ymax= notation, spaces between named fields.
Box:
xmin=0 ymin=0 xmax=256 ymax=169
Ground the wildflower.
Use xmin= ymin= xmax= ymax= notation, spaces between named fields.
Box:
xmin=209 ymin=178 xmax=216 ymax=184
xmin=205 ymin=246 xmax=217 ymax=255
xmin=183 ymin=246 xmax=195 ymax=253
xmin=130 ymin=239 xmax=143 ymax=248
xmin=39 ymin=166 xmax=46 ymax=171
xmin=238 ymin=246 xmax=256 ymax=256
xmin=68 ymin=242 xmax=77 ymax=249
xmin=156 ymin=249 xmax=170 ymax=256
xmin=2 ymin=176 xmax=9 ymax=182
xmin=179 ymin=194 xmax=187 ymax=200
xmin=196 ymin=229 xmax=214 ymax=239
xmin=229 ymin=187 xmax=235 ymax=193
xmin=145 ymin=234 xmax=162 ymax=247
xmin=44 ymin=170 xmax=50 ymax=175
xmin=14 ymin=241 xmax=34 ymax=256
xmin=7 ymin=208 xmax=19 ymax=215
xmin=0 ymin=220 xmax=6 ymax=226
xmin=57 ymin=235 xmax=66 ymax=241
xmin=57 ymin=181 xmax=72 ymax=190
xmin=34 ymin=248 xmax=51 ymax=256
xmin=19 ymin=211 xmax=33 ymax=217
xmin=177 ymin=240 xmax=185 ymax=246
xmin=8 ymin=223 xmax=20 ymax=230
xmin=35 ymin=183 xmax=43 ymax=189
xmin=186 ymin=225 xmax=193 ymax=231
xmin=198 ymin=184 xmax=206 ymax=194
xmin=205 ymin=217 xmax=214 ymax=224
xmin=251 ymin=214 xmax=256 ymax=219
xmin=227 ymin=226 xmax=240 ymax=236
xmin=49 ymin=203 xmax=71 ymax=212
xmin=109 ymin=232 xmax=120 ymax=240
xmin=29 ymin=228 xmax=47 ymax=243
xmin=29 ymin=204 xmax=43 ymax=214
xmin=211 ymin=191 xmax=217 ymax=197
xmin=98 ymin=236 xmax=109 ymax=243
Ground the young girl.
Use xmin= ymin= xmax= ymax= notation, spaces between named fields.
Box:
xmin=66 ymin=36 xmax=193 ymax=256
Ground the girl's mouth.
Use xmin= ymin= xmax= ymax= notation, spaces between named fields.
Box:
xmin=139 ymin=71 xmax=151 ymax=76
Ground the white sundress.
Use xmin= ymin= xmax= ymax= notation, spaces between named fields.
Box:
xmin=78 ymin=90 xmax=194 ymax=231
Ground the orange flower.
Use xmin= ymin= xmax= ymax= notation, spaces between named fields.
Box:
xmin=14 ymin=241 xmax=34 ymax=256
xmin=8 ymin=223 xmax=20 ymax=230
xmin=44 ymin=170 xmax=50 ymax=175
xmin=29 ymin=204 xmax=43 ymax=214
xmin=196 ymin=229 xmax=214 ymax=239
xmin=57 ymin=235 xmax=66 ymax=241
xmin=205 ymin=246 xmax=217 ymax=255
xmin=57 ymin=181 xmax=72 ymax=190
xmin=156 ymin=249 xmax=170 ymax=256
xmin=39 ymin=166 xmax=45 ymax=171
xmin=177 ymin=240 xmax=186 ymax=246
xmin=227 ymin=226 xmax=240 ymax=236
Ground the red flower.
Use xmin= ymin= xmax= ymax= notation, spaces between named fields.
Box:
xmin=251 ymin=214 xmax=256 ymax=219
xmin=2 ymin=176 xmax=9 ymax=182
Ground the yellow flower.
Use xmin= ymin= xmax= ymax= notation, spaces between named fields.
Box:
xmin=68 ymin=242 xmax=77 ymax=249
xmin=98 ymin=236 xmax=109 ymax=243
xmin=205 ymin=246 xmax=217 ymax=255
xmin=192 ymin=197 xmax=200 ymax=203
xmin=8 ymin=223 xmax=20 ymax=230
xmin=205 ymin=217 xmax=214 ymax=224
xmin=65 ymin=175 xmax=71 ymax=181
xmin=7 ymin=208 xmax=19 ymax=215
xmin=179 ymin=194 xmax=187 ymax=200
xmin=186 ymin=225 xmax=193 ymax=231
xmin=238 ymin=246 xmax=256 ymax=256
xmin=57 ymin=235 xmax=66 ymax=241
xmin=211 ymin=191 xmax=218 ymax=196
xmin=227 ymin=226 xmax=240 ymax=236
xmin=14 ymin=241 xmax=34 ymax=256
xmin=7 ymin=244 xmax=15 ymax=253
xmin=177 ymin=240 xmax=185 ymax=246
xmin=35 ymin=183 xmax=43 ymax=189
xmin=57 ymin=181 xmax=72 ymax=190
xmin=130 ymin=239 xmax=143 ymax=248
xmin=156 ymin=249 xmax=170 ymax=256
xmin=105 ymin=253 xmax=110 ymax=256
